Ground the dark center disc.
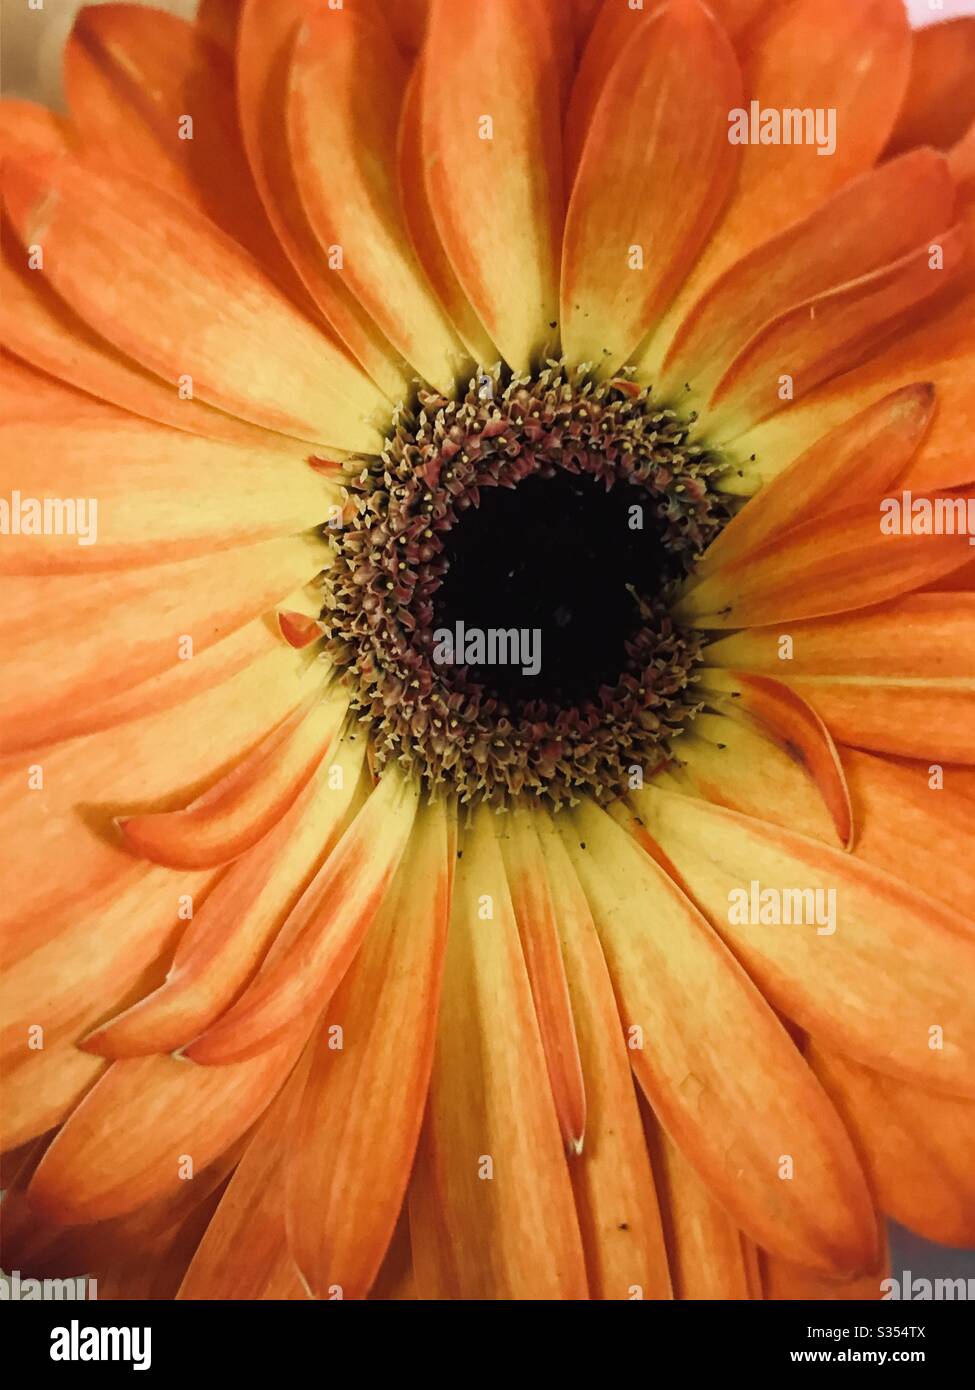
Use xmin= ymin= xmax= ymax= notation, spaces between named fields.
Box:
xmin=432 ymin=472 xmax=678 ymax=708
xmin=321 ymin=365 xmax=728 ymax=806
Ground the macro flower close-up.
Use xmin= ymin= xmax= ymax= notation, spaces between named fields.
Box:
xmin=1 ymin=0 xmax=974 ymax=1312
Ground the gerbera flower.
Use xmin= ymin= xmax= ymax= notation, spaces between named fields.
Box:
xmin=1 ymin=0 xmax=974 ymax=1303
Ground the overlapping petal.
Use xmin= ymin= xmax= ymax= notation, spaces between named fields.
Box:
xmin=2 ymin=158 xmax=386 ymax=450
xmin=562 ymin=800 xmax=879 ymax=1276
xmin=420 ymin=0 xmax=563 ymax=372
xmin=1 ymin=0 xmax=972 ymax=1308
xmin=409 ymin=807 xmax=589 ymax=1299
xmin=560 ymin=0 xmax=741 ymax=373
xmin=623 ymin=786 xmax=975 ymax=1096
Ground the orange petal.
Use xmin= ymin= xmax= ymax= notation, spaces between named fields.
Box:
xmin=702 ymin=594 xmax=975 ymax=762
xmin=31 ymin=613 xmax=282 ymax=749
xmin=714 ymin=0 xmax=911 ymax=255
xmin=421 ymin=0 xmax=562 ymax=372
xmin=2 ymin=861 xmax=214 ymax=1149
xmin=117 ymin=689 xmax=346 ymax=869
xmin=384 ymin=0 xmax=429 ymax=55
xmin=562 ymin=0 xmax=762 ymax=183
xmin=625 ymin=785 xmax=975 ymax=1098
xmin=707 ymin=227 xmax=969 ymax=434
xmin=942 ymin=764 xmax=975 ymax=800
xmin=63 ymin=4 xmax=288 ymax=276
xmin=696 ymin=672 xmax=853 ymax=849
xmin=0 ymin=858 xmax=203 ymax=1014
xmin=950 ymin=117 xmax=975 ymax=192
xmin=809 ymin=1044 xmax=975 ymax=1247
xmin=0 ymin=99 xmax=74 ymax=158
xmin=0 ymin=675 xmax=324 ymax=1108
xmin=694 ymin=384 xmax=936 ymax=575
xmin=2 ymin=157 xmax=385 ymax=451
xmin=637 ymin=0 xmax=911 ymax=374
xmin=663 ymin=712 xmax=838 ymax=845
xmin=288 ymin=8 xmax=466 ymax=393
xmin=538 ymin=0 xmax=577 ymax=112
xmin=27 ymin=1030 xmax=308 ymax=1225
xmin=795 ymin=682 xmax=975 ymax=765
xmin=397 ymin=62 xmax=497 ymax=366
xmin=675 ymin=495 xmax=975 ymax=628
xmin=708 ymin=0 xmax=779 ymax=42
xmin=535 ymin=813 xmax=673 ymax=1300
xmin=277 ymin=611 xmax=322 ymax=649
xmin=926 ymin=549 xmax=975 ymax=591
xmin=185 ymin=767 xmax=419 ymax=1064
xmin=196 ymin=0 xmax=241 ymax=52
xmin=571 ymin=0 xmax=601 ymax=46
xmin=560 ymin=0 xmax=741 ymax=374
xmin=563 ymin=800 xmax=879 ymax=1277
xmin=235 ymin=0 xmax=410 ymax=401
xmin=762 ymin=1244 xmax=889 ymax=1301
xmin=886 ymin=18 xmax=975 ymax=156
xmin=662 ymin=152 xmax=954 ymax=403
xmin=645 ymin=1113 xmax=757 ymax=1299
xmin=409 ymin=804 xmax=588 ymax=1299
xmin=368 ymin=1208 xmax=417 ymax=1301
xmin=704 ymin=592 xmax=975 ymax=679
xmin=84 ymin=737 xmax=367 ymax=1058
xmin=285 ymin=798 xmax=452 ymax=1299
xmin=3 ymin=1044 xmax=107 ymax=1154
xmin=0 ymin=533 xmax=326 ymax=751
xmin=841 ymin=746 xmax=975 ymax=920
xmin=0 ymin=1135 xmax=46 ymax=1192
xmin=563 ymin=0 xmax=648 ymax=189
xmin=274 ymin=611 xmax=319 ymax=647
xmin=0 ymin=640 xmax=321 ymax=954
xmin=735 ymin=286 xmax=975 ymax=496
xmin=0 ymin=417 xmax=336 ymax=574
xmin=2 ymin=1145 xmax=241 ymax=1299
xmin=0 ymin=351 xmax=111 ymax=422
xmin=0 ymin=220 xmax=306 ymax=451
xmin=177 ymin=1065 xmax=309 ymax=1299
xmin=498 ymin=807 xmax=587 ymax=1153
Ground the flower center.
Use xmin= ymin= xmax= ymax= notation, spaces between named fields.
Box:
xmin=321 ymin=364 xmax=731 ymax=808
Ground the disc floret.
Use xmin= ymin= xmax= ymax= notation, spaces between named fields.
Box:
xmin=321 ymin=363 xmax=729 ymax=807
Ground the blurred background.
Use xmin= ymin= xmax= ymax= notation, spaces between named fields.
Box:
xmin=3 ymin=0 xmax=975 ymax=108
xmin=3 ymin=0 xmax=198 ymax=107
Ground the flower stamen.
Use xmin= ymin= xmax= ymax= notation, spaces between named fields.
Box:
xmin=321 ymin=363 xmax=731 ymax=807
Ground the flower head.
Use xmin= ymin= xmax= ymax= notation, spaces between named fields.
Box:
xmin=1 ymin=0 xmax=974 ymax=1303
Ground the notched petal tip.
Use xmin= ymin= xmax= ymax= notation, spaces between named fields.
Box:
xmin=277 ymin=610 xmax=323 ymax=648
